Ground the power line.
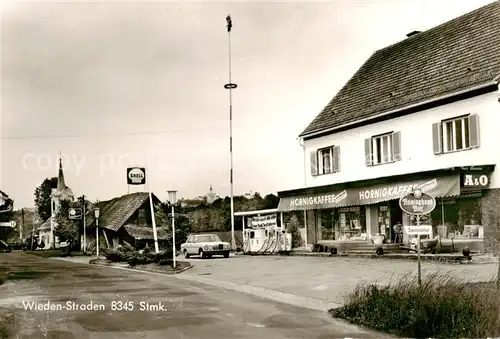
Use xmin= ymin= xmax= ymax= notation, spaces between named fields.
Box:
xmin=0 ymin=127 xmax=226 ymax=140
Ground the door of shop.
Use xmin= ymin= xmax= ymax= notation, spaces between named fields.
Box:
xmin=390 ymin=200 xmax=403 ymax=243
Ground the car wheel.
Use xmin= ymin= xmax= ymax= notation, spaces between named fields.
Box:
xmin=199 ymin=249 xmax=205 ymax=259
xmin=183 ymin=249 xmax=190 ymax=258
xmin=223 ymin=251 xmax=230 ymax=258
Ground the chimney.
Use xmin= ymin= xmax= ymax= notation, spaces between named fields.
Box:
xmin=406 ymin=30 xmax=422 ymax=38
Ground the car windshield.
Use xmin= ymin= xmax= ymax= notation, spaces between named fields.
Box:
xmin=196 ymin=235 xmax=221 ymax=243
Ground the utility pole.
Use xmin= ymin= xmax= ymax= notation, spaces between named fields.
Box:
xmin=20 ymin=208 xmax=24 ymax=240
xmin=224 ymin=15 xmax=238 ymax=251
xmin=82 ymin=195 xmax=86 ymax=254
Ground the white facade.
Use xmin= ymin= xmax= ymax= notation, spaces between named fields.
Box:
xmin=303 ymin=90 xmax=500 ymax=188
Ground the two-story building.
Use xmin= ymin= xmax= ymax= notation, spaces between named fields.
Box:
xmin=277 ymin=1 xmax=500 ymax=254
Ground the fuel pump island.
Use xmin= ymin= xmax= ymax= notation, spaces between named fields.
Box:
xmin=234 ymin=209 xmax=293 ymax=255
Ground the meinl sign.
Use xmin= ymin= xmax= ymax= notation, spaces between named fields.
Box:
xmin=399 ymin=189 xmax=436 ymax=215
xmin=127 ymin=167 xmax=146 ymax=185
xmin=249 ymin=214 xmax=278 ymax=228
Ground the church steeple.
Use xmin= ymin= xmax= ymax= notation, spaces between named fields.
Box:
xmin=57 ymin=154 xmax=66 ymax=191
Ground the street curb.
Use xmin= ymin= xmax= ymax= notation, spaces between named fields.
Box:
xmin=88 ymin=259 xmax=193 ymax=274
xmin=288 ymin=251 xmax=499 ymax=264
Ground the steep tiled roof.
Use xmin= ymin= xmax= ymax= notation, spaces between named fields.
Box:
xmin=300 ymin=1 xmax=500 ymax=137
xmin=86 ymin=192 xmax=159 ymax=231
xmin=123 ymin=224 xmax=170 ymax=240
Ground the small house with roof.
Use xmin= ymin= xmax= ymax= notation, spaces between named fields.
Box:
xmin=0 ymin=190 xmax=13 ymax=214
xmin=84 ymin=192 xmax=171 ymax=251
xmin=277 ymin=1 xmax=500 ymax=253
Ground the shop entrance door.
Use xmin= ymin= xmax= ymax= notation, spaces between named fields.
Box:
xmin=390 ymin=200 xmax=403 ymax=243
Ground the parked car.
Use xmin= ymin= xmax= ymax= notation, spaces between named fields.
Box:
xmin=180 ymin=234 xmax=230 ymax=259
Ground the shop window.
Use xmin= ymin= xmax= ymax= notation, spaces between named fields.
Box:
xmin=365 ymin=132 xmax=401 ymax=166
xmin=338 ymin=206 xmax=366 ymax=240
xmin=432 ymin=114 xmax=479 ymax=154
xmin=430 ymin=197 xmax=482 ymax=238
xmin=310 ymin=146 xmax=340 ymax=176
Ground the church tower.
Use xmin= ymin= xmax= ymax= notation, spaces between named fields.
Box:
xmin=49 ymin=155 xmax=74 ymax=248
xmin=206 ymin=185 xmax=216 ymax=204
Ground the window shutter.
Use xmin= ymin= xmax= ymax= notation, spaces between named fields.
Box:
xmin=364 ymin=138 xmax=373 ymax=166
xmin=332 ymin=146 xmax=340 ymax=172
xmin=310 ymin=151 xmax=318 ymax=176
xmin=392 ymin=131 xmax=401 ymax=161
xmin=468 ymin=114 xmax=480 ymax=148
xmin=432 ymin=122 xmax=442 ymax=154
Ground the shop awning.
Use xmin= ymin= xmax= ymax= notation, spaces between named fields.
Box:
xmin=277 ymin=174 xmax=461 ymax=212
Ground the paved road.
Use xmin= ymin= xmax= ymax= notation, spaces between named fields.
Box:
xmin=0 ymin=253 xmax=382 ymax=339
xmin=179 ymin=253 xmax=499 ymax=305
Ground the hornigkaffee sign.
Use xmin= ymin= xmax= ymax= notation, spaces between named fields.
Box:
xmin=278 ymin=175 xmax=460 ymax=212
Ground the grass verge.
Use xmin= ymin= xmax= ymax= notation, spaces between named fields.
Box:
xmin=329 ymin=272 xmax=500 ymax=338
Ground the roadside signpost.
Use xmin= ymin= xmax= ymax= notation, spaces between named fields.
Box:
xmin=399 ymin=188 xmax=437 ymax=286
xmin=68 ymin=208 xmax=82 ymax=220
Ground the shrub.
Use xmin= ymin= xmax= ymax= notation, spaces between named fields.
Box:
xmin=103 ymin=249 xmax=123 ymax=262
xmin=0 ymin=324 xmax=9 ymax=339
xmin=153 ymin=250 xmax=174 ymax=264
xmin=127 ymin=253 xmax=147 ymax=266
xmin=103 ymin=245 xmax=137 ymax=262
xmin=120 ymin=244 xmax=135 ymax=252
xmin=329 ymin=272 xmax=500 ymax=338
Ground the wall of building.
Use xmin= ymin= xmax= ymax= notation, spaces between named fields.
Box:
xmin=303 ymin=90 xmax=500 ymax=188
xmin=481 ymin=188 xmax=500 ymax=254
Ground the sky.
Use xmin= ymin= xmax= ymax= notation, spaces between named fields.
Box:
xmin=0 ymin=0 xmax=496 ymax=209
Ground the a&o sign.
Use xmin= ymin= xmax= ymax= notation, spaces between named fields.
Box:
xmin=399 ymin=189 xmax=436 ymax=215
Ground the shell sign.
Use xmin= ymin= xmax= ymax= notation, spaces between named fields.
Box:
xmin=127 ymin=167 xmax=146 ymax=185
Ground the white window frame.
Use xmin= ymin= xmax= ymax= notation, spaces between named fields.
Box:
xmin=371 ymin=133 xmax=393 ymax=165
xmin=317 ymin=146 xmax=334 ymax=175
xmin=442 ymin=115 xmax=470 ymax=153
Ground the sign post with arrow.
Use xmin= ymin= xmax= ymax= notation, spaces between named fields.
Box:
xmin=399 ymin=188 xmax=436 ymax=286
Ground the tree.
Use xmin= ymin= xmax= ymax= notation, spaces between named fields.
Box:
xmin=34 ymin=177 xmax=58 ymax=221
xmin=262 ymin=194 xmax=280 ymax=209
xmin=154 ymin=203 xmax=170 ymax=227
xmin=54 ymin=199 xmax=79 ymax=252
xmin=172 ymin=214 xmax=192 ymax=249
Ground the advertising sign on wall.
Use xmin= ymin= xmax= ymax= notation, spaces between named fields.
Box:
xmin=278 ymin=175 xmax=459 ymax=212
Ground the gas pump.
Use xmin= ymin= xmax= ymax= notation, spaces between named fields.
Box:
xmin=243 ymin=226 xmax=292 ymax=254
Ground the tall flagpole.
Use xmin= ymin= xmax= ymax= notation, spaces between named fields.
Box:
xmin=224 ymin=15 xmax=237 ymax=251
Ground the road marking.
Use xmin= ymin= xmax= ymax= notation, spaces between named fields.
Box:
xmin=208 ymin=307 xmax=220 ymax=311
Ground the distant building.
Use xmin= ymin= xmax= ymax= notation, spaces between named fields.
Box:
xmin=38 ymin=156 xmax=74 ymax=249
xmin=243 ymin=191 xmax=255 ymax=200
xmin=206 ymin=185 xmax=219 ymax=204
xmin=179 ymin=185 xmax=220 ymax=208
